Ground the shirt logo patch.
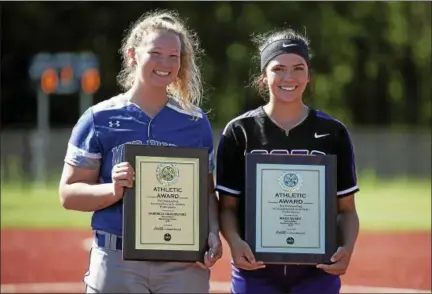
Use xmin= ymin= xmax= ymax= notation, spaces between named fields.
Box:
xmin=314 ymin=133 xmax=330 ymax=139
xmin=108 ymin=120 xmax=120 ymax=128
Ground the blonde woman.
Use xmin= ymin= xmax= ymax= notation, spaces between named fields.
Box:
xmin=59 ymin=10 xmax=222 ymax=293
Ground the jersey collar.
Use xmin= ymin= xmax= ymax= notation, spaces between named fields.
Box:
xmin=257 ymin=106 xmax=315 ymax=136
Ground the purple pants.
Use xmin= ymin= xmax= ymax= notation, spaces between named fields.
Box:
xmin=231 ymin=264 xmax=341 ymax=294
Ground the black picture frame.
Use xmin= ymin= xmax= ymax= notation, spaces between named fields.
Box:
xmin=122 ymin=144 xmax=209 ymax=263
xmin=245 ymin=154 xmax=338 ymax=265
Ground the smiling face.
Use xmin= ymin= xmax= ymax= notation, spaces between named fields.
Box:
xmin=263 ymin=53 xmax=309 ymax=104
xmin=130 ymin=29 xmax=181 ymax=88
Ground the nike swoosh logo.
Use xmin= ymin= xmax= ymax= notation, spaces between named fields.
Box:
xmin=314 ymin=133 xmax=330 ymax=138
xmin=282 ymin=43 xmax=297 ymax=48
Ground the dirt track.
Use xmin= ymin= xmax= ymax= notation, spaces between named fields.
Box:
xmin=1 ymin=229 xmax=430 ymax=291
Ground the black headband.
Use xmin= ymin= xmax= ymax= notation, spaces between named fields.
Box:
xmin=260 ymin=39 xmax=310 ymax=72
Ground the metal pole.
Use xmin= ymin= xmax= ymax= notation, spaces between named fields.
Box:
xmin=32 ymin=87 xmax=50 ymax=188
xmin=80 ymin=91 xmax=93 ymax=115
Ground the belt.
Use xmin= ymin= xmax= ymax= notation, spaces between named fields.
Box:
xmin=94 ymin=230 xmax=123 ymax=250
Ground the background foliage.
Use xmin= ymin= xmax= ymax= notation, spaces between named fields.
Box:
xmin=2 ymin=1 xmax=431 ymax=129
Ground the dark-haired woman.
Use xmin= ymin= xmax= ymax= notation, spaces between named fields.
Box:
xmin=216 ymin=28 xmax=360 ymax=294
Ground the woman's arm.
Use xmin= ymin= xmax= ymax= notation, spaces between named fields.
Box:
xmin=317 ymin=124 xmax=360 ymax=274
xmin=219 ymin=194 xmax=242 ymax=246
xmin=208 ymin=173 xmax=220 ymax=234
xmin=59 ymin=163 xmax=121 ymax=212
xmin=337 ymin=194 xmax=359 ymax=253
xmin=200 ymin=113 xmax=221 ymax=235
xmin=214 ymin=122 xmax=245 ymax=246
xmin=59 ymin=107 xmax=125 ymax=212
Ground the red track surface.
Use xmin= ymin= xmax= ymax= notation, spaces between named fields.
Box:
xmin=1 ymin=229 xmax=431 ymax=291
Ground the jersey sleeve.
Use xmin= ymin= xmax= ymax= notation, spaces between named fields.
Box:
xmin=64 ymin=108 xmax=102 ymax=170
xmin=335 ymin=125 xmax=359 ymax=197
xmin=201 ymin=113 xmax=215 ymax=173
xmin=215 ymin=122 xmax=245 ymax=197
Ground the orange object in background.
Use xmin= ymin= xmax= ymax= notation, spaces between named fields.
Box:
xmin=61 ymin=66 xmax=74 ymax=86
xmin=40 ymin=68 xmax=58 ymax=94
xmin=81 ymin=68 xmax=100 ymax=94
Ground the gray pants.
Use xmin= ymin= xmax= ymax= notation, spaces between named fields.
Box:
xmin=84 ymin=231 xmax=210 ymax=293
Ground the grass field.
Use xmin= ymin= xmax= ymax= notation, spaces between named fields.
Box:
xmin=1 ymin=175 xmax=431 ymax=231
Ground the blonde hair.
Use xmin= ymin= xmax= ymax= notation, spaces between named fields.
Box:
xmin=117 ymin=10 xmax=204 ymax=112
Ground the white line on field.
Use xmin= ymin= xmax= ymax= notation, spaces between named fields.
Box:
xmin=1 ymin=282 xmax=430 ymax=293
xmin=82 ymin=237 xmax=93 ymax=251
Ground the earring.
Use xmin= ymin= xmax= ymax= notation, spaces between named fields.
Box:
xmin=129 ymin=59 xmax=136 ymax=67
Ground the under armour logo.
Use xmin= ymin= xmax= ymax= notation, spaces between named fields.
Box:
xmin=108 ymin=120 xmax=120 ymax=127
